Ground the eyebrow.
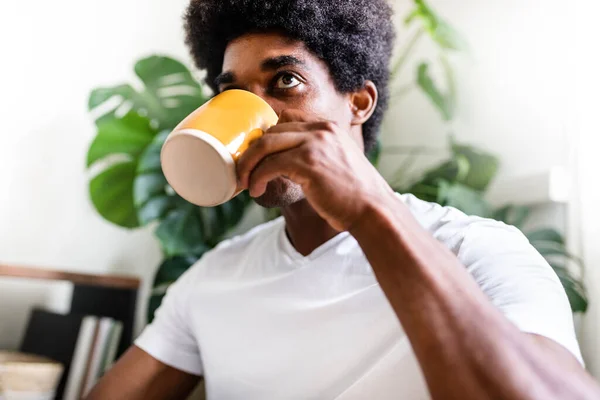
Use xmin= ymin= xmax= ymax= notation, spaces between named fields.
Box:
xmin=260 ymin=55 xmax=305 ymax=71
xmin=214 ymin=71 xmax=235 ymax=88
xmin=214 ymin=55 xmax=306 ymax=88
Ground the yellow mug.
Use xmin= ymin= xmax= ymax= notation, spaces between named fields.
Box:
xmin=161 ymin=90 xmax=279 ymax=206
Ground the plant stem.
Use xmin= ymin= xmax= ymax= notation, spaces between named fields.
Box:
xmin=390 ymin=28 xmax=425 ymax=80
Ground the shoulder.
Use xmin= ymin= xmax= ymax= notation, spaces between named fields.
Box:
xmin=398 ymin=193 xmax=525 ymax=256
xmin=399 ymin=194 xmax=582 ymax=362
xmin=400 ymin=194 xmax=582 ymax=360
xmin=401 ymin=191 xmax=560 ymax=289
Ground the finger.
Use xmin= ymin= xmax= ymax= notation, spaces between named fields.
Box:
xmin=237 ymin=132 xmax=307 ymax=189
xmin=267 ymin=121 xmax=328 ymax=134
xmin=248 ymin=150 xmax=304 ymax=198
xmin=277 ymin=109 xmax=313 ymax=124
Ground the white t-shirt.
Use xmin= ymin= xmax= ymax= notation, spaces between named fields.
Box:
xmin=136 ymin=194 xmax=582 ymax=399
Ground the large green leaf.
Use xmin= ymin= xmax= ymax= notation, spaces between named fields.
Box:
xmin=405 ymin=143 xmax=497 ymax=194
xmin=533 ymin=241 xmax=581 ymax=261
xmin=133 ymin=131 xmax=176 ymax=226
xmin=201 ymin=193 xmax=252 ymax=246
xmin=156 ymin=202 xmax=208 ymax=257
xmin=152 ymin=194 xmax=251 ymax=257
xmin=406 ymin=158 xmax=464 ymax=193
xmin=129 ymin=125 xmax=252 ymax=250
xmin=525 ymin=228 xmax=565 ymax=245
xmin=89 ymin=160 xmax=139 ymax=228
xmin=549 ymin=263 xmax=588 ymax=313
xmin=87 ymin=112 xmax=157 ymax=167
xmin=437 ymin=181 xmax=491 ymax=217
xmin=493 ymin=205 xmax=530 ymax=229
xmin=451 ymin=143 xmax=499 ymax=191
xmin=87 ymin=112 xmax=159 ymax=229
xmin=89 ymin=56 xmax=207 ymax=130
xmin=405 ymin=0 xmax=466 ymax=51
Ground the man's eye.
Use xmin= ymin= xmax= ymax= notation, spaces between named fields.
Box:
xmin=275 ymin=73 xmax=301 ymax=89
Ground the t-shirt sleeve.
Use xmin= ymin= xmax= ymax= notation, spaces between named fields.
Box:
xmin=457 ymin=219 xmax=584 ymax=364
xmin=135 ymin=264 xmax=203 ymax=375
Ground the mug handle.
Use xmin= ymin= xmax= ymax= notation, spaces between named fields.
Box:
xmin=233 ymin=128 xmax=265 ymax=160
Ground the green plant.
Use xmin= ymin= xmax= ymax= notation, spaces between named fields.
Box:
xmin=389 ymin=142 xmax=587 ymax=312
xmin=385 ymin=0 xmax=587 ymax=312
xmin=493 ymin=206 xmax=588 ymax=312
xmin=85 ymin=0 xmax=586 ymax=319
xmin=86 ymin=56 xmax=252 ymax=320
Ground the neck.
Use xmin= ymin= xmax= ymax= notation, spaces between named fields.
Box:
xmin=280 ymin=199 xmax=340 ymax=256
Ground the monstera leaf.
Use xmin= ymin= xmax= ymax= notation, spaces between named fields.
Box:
xmin=89 ymin=56 xmax=209 ymax=130
xmin=87 ymin=112 xmax=158 ymax=228
xmin=437 ymin=181 xmax=491 ymax=217
xmin=132 ymin=128 xmax=252 ymax=256
xmin=87 ymin=56 xmax=208 ymax=228
xmin=493 ymin=205 xmax=530 ymax=229
xmin=87 ymin=55 xmax=251 ymax=258
xmin=86 ymin=55 xmax=257 ymax=323
xmin=450 ymin=142 xmax=499 ymax=191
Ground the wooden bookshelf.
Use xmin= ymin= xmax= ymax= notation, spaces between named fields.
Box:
xmin=0 ymin=264 xmax=140 ymax=360
xmin=0 ymin=264 xmax=140 ymax=290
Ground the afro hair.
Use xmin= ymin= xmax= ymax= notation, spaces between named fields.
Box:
xmin=184 ymin=0 xmax=396 ymax=152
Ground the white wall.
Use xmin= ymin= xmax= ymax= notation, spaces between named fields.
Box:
xmin=382 ymin=0 xmax=571 ymax=185
xmin=568 ymin=0 xmax=600 ymax=378
xmin=387 ymin=0 xmax=600 ymax=378
xmin=1 ymin=0 xmax=597 ymax=379
xmin=0 ymin=0 xmax=192 ymax=349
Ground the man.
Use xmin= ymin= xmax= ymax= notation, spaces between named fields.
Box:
xmin=90 ymin=0 xmax=600 ymax=399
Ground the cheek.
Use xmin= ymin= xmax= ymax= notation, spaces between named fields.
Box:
xmin=317 ymin=91 xmax=354 ymax=127
xmin=263 ymin=83 xmax=352 ymax=127
xmin=292 ymin=86 xmax=353 ymax=126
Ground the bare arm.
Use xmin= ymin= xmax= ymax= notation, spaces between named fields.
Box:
xmin=86 ymin=346 xmax=201 ymax=400
xmin=350 ymin=194 xmax=600 ymax=400
xmin=237 ymin=110 xmax=600 ymax=399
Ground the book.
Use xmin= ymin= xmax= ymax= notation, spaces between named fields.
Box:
xmin=19 ymin=309 xmax=126 ymax=399
xmin=99 ymin=321 xmax=123 ymax=376
xmin=63 ymin=315 xmax=98 ymax=400
xmin=19 ymin=309 xmax=86 ymax=399
xmin=81 ymin=317 xmax=115 ymax=397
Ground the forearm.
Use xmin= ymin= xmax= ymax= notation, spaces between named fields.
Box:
xmin=350 ymin=194 xmax=599 ymax=400
xmin=87 ymin=346 xmax=200 ymax=400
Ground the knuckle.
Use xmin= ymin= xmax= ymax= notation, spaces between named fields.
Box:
xmin=302 ymin=146 xmax=320 ymax=166
xmin=313 ymin=130 xmax=328 ymax=141
xmin=279 ymin=109 xmax=294 ymax=121
xmin=319 ymin=121 xmax=337 ymax=132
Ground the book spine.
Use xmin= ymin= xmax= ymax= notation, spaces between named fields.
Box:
xmin=63 ymin=316 xmax=98 ymax=400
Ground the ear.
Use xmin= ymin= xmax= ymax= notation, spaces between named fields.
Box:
xmin=349 ymin=80 xmax=378 ymax=126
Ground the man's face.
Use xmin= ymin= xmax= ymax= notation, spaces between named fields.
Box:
xmin=218 ymin=32 xmax=363 ymax=208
